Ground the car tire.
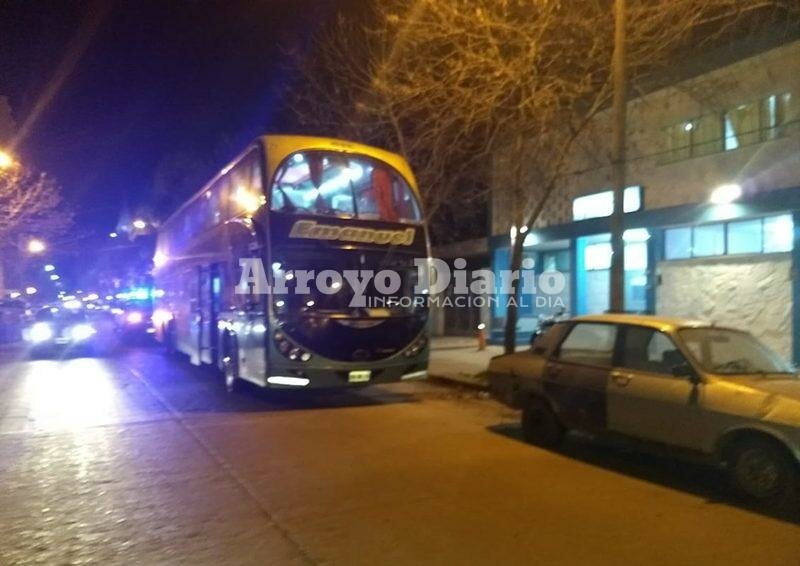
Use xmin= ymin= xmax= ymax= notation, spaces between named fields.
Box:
xmin=521 ymin=397 xmax=564 ymax=447
xmin=727 ymin=437 xmax=799 ymax=511
xmin=222 ymin=338 xmax=242 ymax=394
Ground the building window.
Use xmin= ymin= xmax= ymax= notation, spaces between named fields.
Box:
xmin=692 ymin=223 xmax=725 ymax=257
xmin=693 ymin=113 xmax=723 ymax=156
xmin=584 ymin=243 xmax=613 ymax=270
xmin=664 ymin=214 xmax=794 ymax=260
xmin=664 ymin=227 xmax=692 ymax=259
xmin=724 ymin=101 xmax=760 ymax=150
xmin=624 ymin=241 xmax=648 ymax=271
xmin=763 ymin=214 xmax=794 ymax=253
xmin=665 ymin=123 xmax=691 ymax=162
xmin=663 ymin=92 xmax=796 ymax=163
xmin=727 ymin=219 xmax=763 ymax=255
xmin=572 ymin=186 xmax=642 ymax=221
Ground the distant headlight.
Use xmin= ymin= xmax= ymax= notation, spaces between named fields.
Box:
xmin=125 ymin=311 xmax=144 ymax=324
xmin=29 ymin=322 xmax=53 ymax=343
xmin=70 ymin=323 xmax=96 ymax=341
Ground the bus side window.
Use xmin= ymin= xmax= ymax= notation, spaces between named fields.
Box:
xmin=228 ymin=224 xmax=259 ymax=309
xmin=213 ymin=176 xmax=229 ymax=224
xmin=249 ymin=149 xmax=262 ymax=193
xmin=229 ymin=149 xmax=263 ymax=218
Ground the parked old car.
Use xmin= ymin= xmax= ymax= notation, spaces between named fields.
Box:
xmin=488 ymin=314 xmax=800 ymax=509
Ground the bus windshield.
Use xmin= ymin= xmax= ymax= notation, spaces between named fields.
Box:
xmin=270 ymin=151 xmax=422 ymax=223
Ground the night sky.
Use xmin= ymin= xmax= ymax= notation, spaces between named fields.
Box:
xmin=0 ymin=0 xmax=345 ymax=235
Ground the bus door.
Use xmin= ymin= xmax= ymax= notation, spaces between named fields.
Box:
xmin=198 ymin=264 xmax=223 ymax=366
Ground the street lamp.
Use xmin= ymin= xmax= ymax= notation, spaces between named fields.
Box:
xmin=44 ymin=264 xmax=55 ymax=272
xmin=25 ymin=286 xmax=37 ymax=295
xmin=109 ymin=232 xmax=118 ymax=238
xmin=0 ymin=149 xmax=17 ymax=170
xmin=132 ymin=219 xmax=147 ymax=230
xmin=27 ymin=239 xmax=46 ymax=254
xmin=710 ymin=183 xmax=742 ymax=205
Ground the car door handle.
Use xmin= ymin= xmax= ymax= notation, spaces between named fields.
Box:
xmin=610 ymin=371 xmax=632 ymax=387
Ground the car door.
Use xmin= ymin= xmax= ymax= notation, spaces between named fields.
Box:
xmin=606 ymin=325 xmax=704 ymax=450
xmin=544 ymin=322 xmax=617 ymax=432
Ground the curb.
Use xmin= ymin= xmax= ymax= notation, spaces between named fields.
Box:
xmin=427 ymin=372 xmax=489 ymax=391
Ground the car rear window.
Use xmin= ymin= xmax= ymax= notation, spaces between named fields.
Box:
xmin=557 ymin=323 xmax=617 ymax=367
xmin=532 ymin=322 xmax=569 ymax=354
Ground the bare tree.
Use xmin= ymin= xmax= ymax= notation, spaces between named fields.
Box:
xmin=288 ymin=7 xmax=493 ymax=233
xmin=289 ymin=0 xmax=797 ymax=352
xmin=0 ymin=166 xmax=69 ymax=293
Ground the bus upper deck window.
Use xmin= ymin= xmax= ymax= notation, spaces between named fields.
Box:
xmin=371 ymin=168 xmax=398 ymax=222
xmin=271 ymin=151 xmax=420 ymax=223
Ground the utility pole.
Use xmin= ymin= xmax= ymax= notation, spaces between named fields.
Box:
xmin=609 ymin=0 xmax=627 ymax=313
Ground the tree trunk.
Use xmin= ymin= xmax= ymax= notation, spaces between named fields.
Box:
xmin=609 ymin=0 xmax=627 ymax=313
xmin=502 ymin=231 xmax=526 ymax=354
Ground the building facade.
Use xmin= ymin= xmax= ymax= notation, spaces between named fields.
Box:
xmin=489 ymin=40 xmax=800 ymax=362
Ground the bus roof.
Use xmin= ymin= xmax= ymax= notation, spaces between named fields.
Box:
xmin=160 ymin=135 xmax=419 ymax=230
xmin=260 ymin=135 xmax=419 ymax=194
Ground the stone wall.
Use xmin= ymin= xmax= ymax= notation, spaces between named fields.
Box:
xmin=656 ymin=254 xmax=793 ymax=359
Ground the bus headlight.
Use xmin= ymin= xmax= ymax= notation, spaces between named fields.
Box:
xmin=29 ymin=322 xmax=53 ymax=343
xmin=274 ymin=330 xmax=312 ymax=362
xmin=70 ymin=323 xmax=96 ymax=341
xmin=404 ymin=335 xmax=428 ymax=357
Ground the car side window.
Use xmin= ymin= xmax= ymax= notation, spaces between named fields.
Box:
xmin=620 ymin=326 xmax=686 ymax=375
xmin=556 ymin=323 xmax=617 ymax=367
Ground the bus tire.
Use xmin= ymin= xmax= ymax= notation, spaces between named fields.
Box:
xmin=222 ymin=336 xmax=242 ymax=394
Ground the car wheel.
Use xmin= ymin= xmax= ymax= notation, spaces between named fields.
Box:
xmin=727 ymin=437 xmax=799 ymax=510
xmin=222 ymin=340 xmax=242 ymax=394
xmin=521 ymin=397 xmax=563 ymax=447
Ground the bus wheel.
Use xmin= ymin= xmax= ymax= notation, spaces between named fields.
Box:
xmin=222 ymin=340 xmax=241 ymax=394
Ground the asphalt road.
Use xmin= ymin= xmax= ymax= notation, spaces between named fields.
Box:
xmin=0 ymin=344 xmax=798 ymax=565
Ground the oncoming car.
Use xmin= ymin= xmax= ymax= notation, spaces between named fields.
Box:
xmin=488 ymin=314 xmax=800 ymax=509
xmin=23 ymin=308 xmax=120 ymax=357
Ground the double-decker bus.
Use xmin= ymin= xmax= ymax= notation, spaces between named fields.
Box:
xmin=153 ymin=135 xmax=430 ymax=390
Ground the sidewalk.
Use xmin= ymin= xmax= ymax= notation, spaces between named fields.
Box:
xmin=427 ymin=336 xmax=503 ymax=388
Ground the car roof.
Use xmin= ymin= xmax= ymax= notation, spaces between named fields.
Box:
xmin=571 ymin=313 xmax=710 ymax=332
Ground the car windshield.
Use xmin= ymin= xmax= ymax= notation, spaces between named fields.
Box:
xmin=678 ymin=327 xmax=795 ymax=375
xmin=270 ymin=151 xmax=421 ymax=223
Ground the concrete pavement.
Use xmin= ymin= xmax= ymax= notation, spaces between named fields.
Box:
xmin=0 ymin=345 xmax=798 ymax=565
xmin=428 ymin=336 xmax=502 ymax=388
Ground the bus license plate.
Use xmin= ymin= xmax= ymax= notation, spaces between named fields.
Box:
xmin=348 ymin=370 xmax=371 ymax=383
